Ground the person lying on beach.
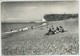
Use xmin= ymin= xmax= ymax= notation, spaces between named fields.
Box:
xmin=10 ymin=29 xmax=13 ymax=31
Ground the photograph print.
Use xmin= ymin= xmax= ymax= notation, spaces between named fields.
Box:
xmin=1 ymin=0 xmax=79 ymax=55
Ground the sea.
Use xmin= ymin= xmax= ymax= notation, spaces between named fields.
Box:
xmin=1 ymin=22 xmax=41 ymax=33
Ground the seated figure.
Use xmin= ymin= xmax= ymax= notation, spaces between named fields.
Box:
xmin=45 ymin=28 xmax=52 ymax=35
xmin=59 ymin=26 xmax=65 ymax=33
xmin=55 ymin=27 xmax=59 ymax=33
xmin=51 ymin=28 xmax=56 ymax=34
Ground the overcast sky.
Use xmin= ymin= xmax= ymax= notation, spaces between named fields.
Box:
xmin=1 ymin=1 xmax=78 ymax=22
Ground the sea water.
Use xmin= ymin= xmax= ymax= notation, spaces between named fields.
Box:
xmin=1 ymin=23 xmax=40 ymax=33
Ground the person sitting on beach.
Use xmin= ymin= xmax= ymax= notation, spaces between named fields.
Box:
xmin=59 ymin=26 xmax=65 ymax=33
xmin=51 ymin=28 xmax=56 ymax=34
xmin=55 ymin=27 xmax=59 ymax=33
xmin=31 ymin=26 xmax=33 ymax=29
xmin=45 ymin=28 xmax=52 ymax=35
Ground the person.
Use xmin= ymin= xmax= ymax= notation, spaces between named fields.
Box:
xmin=10 ymin=29 xmax=13 ymax=31
xmin=59 ymin=26 xmax=65 ymax=33
xmin=31 ymin=26 xmax=33 ymax=29
xmin=51 ymin=28 xmax=55 ymax=34
xmin=45 ymin=28 xmax=52 ymax=35
xmin=56 ymin=27 xmax=59 ymax=31
xmin=48 ymin=28 xmax=52 ymax=34
xmin=55 ymin=27 xmax=59 ymax=33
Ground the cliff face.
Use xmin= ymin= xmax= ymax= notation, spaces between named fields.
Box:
xmin=44 ymin=14 xmax=78 ymax=21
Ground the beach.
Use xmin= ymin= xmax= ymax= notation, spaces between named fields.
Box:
xmin=1 ymin=19 xmax=79 ymax=55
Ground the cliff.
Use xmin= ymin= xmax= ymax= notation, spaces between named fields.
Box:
xmin=44 ymin=14 xmax=78 ymax=21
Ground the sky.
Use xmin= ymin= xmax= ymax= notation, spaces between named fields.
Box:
xmin=1 ymin=1 xmax=78 ymax=22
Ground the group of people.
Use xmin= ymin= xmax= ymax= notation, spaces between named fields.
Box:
xmin=45 ymin=26 xmax=65 ymax=35
xmin=9 ymin=24 xmax=65 ymax=35
xmin=9 ymin=26 xmax=34 ymax=32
